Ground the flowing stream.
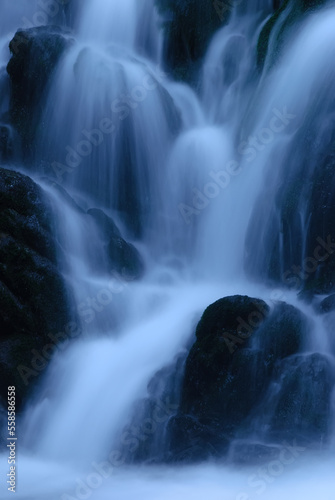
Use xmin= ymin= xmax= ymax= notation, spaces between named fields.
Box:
xmin=1 ymin=0 xmax=335 ymax=498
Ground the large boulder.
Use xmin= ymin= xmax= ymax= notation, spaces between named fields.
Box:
xmin=0 ymin=168 xmax=74 ymax=412
xmin=167 ymin=296 xmax=312 ymax=461
xmin=180 ymin=296 xmax=269 ymax=416
xmin=110 ymin=296 xmax=327 ymax=464
xmin=7 ymin=26 xmax=73 ymax=161
xmin=167 ymin=296 xmax=270 ymax=460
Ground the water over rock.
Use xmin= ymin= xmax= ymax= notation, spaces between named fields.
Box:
xmin=7 ymin=26 xmax=74 ymax=162
xmin=257 ymin=0 xmax=329 ymax=68
xmin=318 ymin=294 xmax=335 ymax=314
xmin=0 ymin=168 xmax=74 ymax=411
xmin=156 ymin=0 xmax=230 ymax=81
xmin=165 ymin=296 xmax=315 ymax=461
xmin=245 ymin=122 xmax=335 ymax=297
xmin=87 ymin=208 xmax=145 ymax=280
xmin=260 ymin=352 xmax=335 ymax=444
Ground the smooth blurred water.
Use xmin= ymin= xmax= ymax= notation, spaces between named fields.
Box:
xmin=1 ymin=0 xmax=335 ymax=498
xmin=1 ymin=451 xmax=334 ymax=500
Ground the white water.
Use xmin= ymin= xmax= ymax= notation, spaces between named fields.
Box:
xmin=1 ymin=0 xmax=335 ymax=498
xmin=1 ymin=452 xmax=334 ymax=500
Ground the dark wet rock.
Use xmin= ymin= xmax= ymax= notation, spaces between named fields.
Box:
xmin=114 ymin=352 xmax=187 ymax=464
xmin=318 ymin=294 xmax=335 ymax=314
xmin=0 ymin=124 xmax=15 ymax=162
xmin=166 ymin=296 xmax=270 ymax=460
xmin=87 ymin=208 xmax=145 ymax=280
xmin=42 ymin=178 xmax=86 ymax=214
xmin=0 ymin=168 xmax=73 ymax=410
xmin=245 ymin=123 xmax=335 ymax=296
xmin=180 ymin=296 xmax=269 ymax=414
xmin=264 ymin=353 xmax=335 ymax=443
xmin=166 ymin=297 xmax=314 ymax=461
xmin=156 ymin=0 xmax=230 ymax=82
xmin=228 ymin=441 xmax=283 ymax=465
xmin=7 ymin=26 xmax=74 ymax=161
xmin=254 ymin=301 xmax=306 ymax=361
xmin=167 ymin=414 xmax=228 ymax=462
xmin=106 ymin=237 xmax=145 ymax=280
xmin=87 ymin=208 xmax=121 ymax=239
xmin=257 ymin=0 xmax=290 ymax=68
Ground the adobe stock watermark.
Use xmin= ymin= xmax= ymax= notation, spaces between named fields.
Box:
xmin=17 ymin=274 xmax=131 ymax=386
xmin=222 ymin=234 xmax=335 ymax=355
xmin=221 ymin=300 xmax=269 ymax=354
xmin=22 ymin=0 xmax=70 ymax=29
xmin=236 ymin=440 xmax=307 ymax=499
xmin=10 ymin=0 xmax=71 ymax=54
xmin=281 ymin=234 xmax=335 ymax=288
xmin=220 ymin=286 xmax=291 ymax=355
xmin=60 ymin=396 xmax=178 ymax=500
xmin=213 ymin=0 xmax=244 ymax=21
xmin=51 ymin=70 xmax=165 ymax=183
xmin=178 ymin=107 xmax=296 ymax=224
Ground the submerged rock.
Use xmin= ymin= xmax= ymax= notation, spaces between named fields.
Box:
xmin=87 ymin=208 xmax=145 ymax=280
xmin=113 ymin=352 xmax=187 ymax=464
xmin=264 ymin=353 xmax=335 ymax=443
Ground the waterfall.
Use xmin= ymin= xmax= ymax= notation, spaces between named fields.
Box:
xmin=1 ymin=0 xmax=335 ymax=499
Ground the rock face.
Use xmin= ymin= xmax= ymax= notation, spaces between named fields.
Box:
xmin=245 ymin=123 xmax=335 ymax=297
xmin=156 ymin=0 xmax=230 ymax=81
xmin=7 ymin=26 xmax=73 ymax=161
xmin=246 ymin=1 xmax=335 ymax=298
xmin=261 ymin=353 xmax=334 ymax=443
xmin=0 ymin=168 xmax=73 ymax=411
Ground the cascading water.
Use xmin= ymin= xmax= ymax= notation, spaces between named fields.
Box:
xmin=1 ymin=0 xmax=335 ymax=499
